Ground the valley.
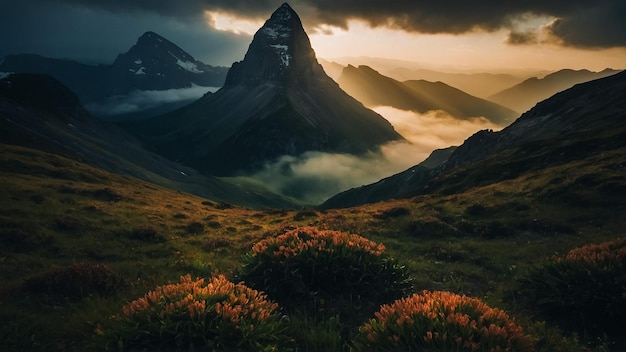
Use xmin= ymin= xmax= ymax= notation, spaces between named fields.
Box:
xmin=1 ymin=2 xmax=625 ymax=351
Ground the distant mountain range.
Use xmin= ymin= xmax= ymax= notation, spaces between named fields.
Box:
xmin=321 ymin=70 xmax=626 ymax=209
xmin=338 ymin=65 xmax=518 ymax=126
xmin=488 ymin=68 xmax=621 ymax=113
xmin=125 ymin=4 xmax=403 ymax=176
xmin=382 ymin=67 xmax=530 ymax=98
xmin=0 ymin=31 xmax=228 ymax=117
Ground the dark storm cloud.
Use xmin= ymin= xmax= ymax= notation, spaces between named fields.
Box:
xmin=506 ymin=30 xmax=539 ymax=46
xmin=2 ymin=0 xmax=624 ymax=64
xmin=23 ymin=0 xmax=625 ymax=48
xmin=0 ymin=0 xmax=250 ymax=65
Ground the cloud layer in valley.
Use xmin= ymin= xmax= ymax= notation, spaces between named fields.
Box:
xmin=85 ymin=85 xmax=218 ymax=117
xmin=250 ymin=106 xmax=503 ymax=204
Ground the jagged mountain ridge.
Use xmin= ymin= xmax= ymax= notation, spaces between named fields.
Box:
xmin=488 ymin=68 xmax=621 ymax=113
xmin=128 ymin=3 xmax=403 ymax=176
xmin=0 ymin=32 xmax=228 ymax=106
xmin=0 ymin=73 xmax=300 ymax=209
xmin=338 ymin=65 xmax=518 ymax=126
xmin=107 ymin=31 xmax=226 ymax=93
xmin=321 ymin=71 xmax=626 ymax=209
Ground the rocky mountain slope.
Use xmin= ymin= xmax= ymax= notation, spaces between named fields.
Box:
xmin=322 ymin=71 xmax=626 ymax=208
xmin=0 ymin=73 xmax=298 ymax=209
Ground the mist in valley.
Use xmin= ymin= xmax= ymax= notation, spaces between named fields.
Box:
xmin=85 ymin=85 xmax=219 ymax=117
xmin=248 ymin=106 xmax=503 ymax=204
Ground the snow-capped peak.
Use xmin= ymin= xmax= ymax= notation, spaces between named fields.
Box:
xmin=259 ymin=3 xmax=300 ymax=68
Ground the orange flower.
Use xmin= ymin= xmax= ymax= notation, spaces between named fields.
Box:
xmin=565 ymin=237 xmax=626 ymax=265
xmin=252 ymin=227 xmax=386 ymax=259
xmin=118 ymin=275 xmax=278 ymax=324
xmin=358 ymin=290 xmax=533 ymax=351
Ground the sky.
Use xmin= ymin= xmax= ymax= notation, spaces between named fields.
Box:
xmin=2 ymin=0 xmax=626 ymax=72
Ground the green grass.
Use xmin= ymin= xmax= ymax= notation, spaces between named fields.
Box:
xmin=1 ymin=143 xmax=625 ymax=350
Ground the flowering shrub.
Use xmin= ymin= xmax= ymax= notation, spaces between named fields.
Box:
xmin=237 ymin=227 xmax=413 ymax=319
xmin=105 ymin=274 xmax=286 ymax=351
xmin=519 ymin=237 xmax=626 ymax=342
xmin=354 ymin=290 xmax=533 ymax=351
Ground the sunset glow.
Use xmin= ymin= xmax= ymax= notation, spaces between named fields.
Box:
xmin=204 ymin=11 xmax=262 ymax=36
xmin=308 ymin=21 xmax=626 ymax=71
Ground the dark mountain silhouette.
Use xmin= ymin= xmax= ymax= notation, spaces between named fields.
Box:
xmin=488 ymin=68 xmax=621 ymax=113
xmin=107 ymin=31 xmax=226 ymax=94
xmin=128 ymin=3 xmax=403 ymax=176
xmin=321 ymin=71 xmax=626 ymax=209
xmin=338 ymin=65 xmax=518 ymax=126
xmin=0 ymin=32 xmax=228 ymax=114
xmin=0 ymin=73 xmax=299 ymax=209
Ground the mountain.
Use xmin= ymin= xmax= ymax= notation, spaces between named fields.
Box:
xmin=0 ymin=73 xmax=300 ymax=209
xmin=488 ymin=68 xmax=621 ymax=113
xmin=0 ymin=32 xmax=228 ymax=116
xmin=0 ymin=54 xmax=109 ymax=105
xmin=383 ymin=67 xmax=530 ymax=98
xmin=318 ymin=58 xmax=346 ymax=81
xmin=106 ymin=31 xmax=226 ymax=94
xmin=338 ymin=65 xmax=518 ymax=126
xmin=128 ymin=3 xmax=403 ymax=176
xmin=321 ymin=70 xmax=626 ymax=209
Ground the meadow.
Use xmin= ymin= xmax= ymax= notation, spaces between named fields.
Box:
xmin=1 ymin=144 xmax=624 ymax=351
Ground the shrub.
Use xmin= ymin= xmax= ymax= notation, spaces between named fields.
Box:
xmin=465 ymin=203 xmax=487 ymax=216
xmin=354 ymin=290 xmax=533 ymax=351
xmin=54 ymin=215 xmax=82 ymax=233
xmin=374 ymin=207 xmax=410 ymax=220
xmin=203 ymin=237 xmax=233 ymax=252
xmin=23 ymin=263 xmax=124 ymax=300
xmin=293 ymin=210 xmax=318 ymax=221
xmin=237 ymin=227 xmax=413 ymax=319
xmin=105 ymin=274 xmax=286 ymax=351
xmin=91 ymin=187 xmax=122 ymax=202
xmin=129 ymin=225 xmax=165 ymax=242
xmin=185 ymin=221 xmax=204 ymax=235
xmin=518 ymin=237 xmax=626 ymax=342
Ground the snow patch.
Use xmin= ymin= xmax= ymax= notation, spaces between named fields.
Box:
xmin=0 ymin=72 xmax=12 ymax=79
xmin=134 ymin=59 xmax=142 ymax=65
xmin=176 ymin=59 xmax=203 ymax=74
xmin=135 ymin=67 xmax=146 ymax=75
xmin=263 ymin=24 xmax=291 ymax=39
xmin=270 ymin=44 xmax=291 ymax=67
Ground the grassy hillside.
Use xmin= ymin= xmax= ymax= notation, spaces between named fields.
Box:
xmin=1 ymin=143 xmax=624 ymax=350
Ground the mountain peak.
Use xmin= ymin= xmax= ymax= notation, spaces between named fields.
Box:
xmin=224 ymin=3 xmax=320 ymax=86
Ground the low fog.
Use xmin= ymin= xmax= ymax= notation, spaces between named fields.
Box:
xmin=250 ymin=106 xmax=504 ymax=204
xmin=86 ymin=85 xmax=219 ymax=117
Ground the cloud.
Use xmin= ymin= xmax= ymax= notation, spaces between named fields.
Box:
xmin=506 ymin=29 xmax=539 ymax=45
xmin=249 ymin=106 xmax=502 ymax=204
xmin=85 ymin=85 xmax=218 ymax=116
xmin=3 ymin=0 xmax=625 ymax=52
xmin=0 ymin=0 xmax=251 ymax=65
xmin=250 ymin=142 xmax=425 ymax=205
xmin=372 ymin=107 xmax=502 ymax=152
xmin=32 ymin=0 xmax=623 ymax=49
xmin=2 ymin=0 xmax=624 ymax=67
xmin=542 ymin=3 xmax=626 ymax=48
